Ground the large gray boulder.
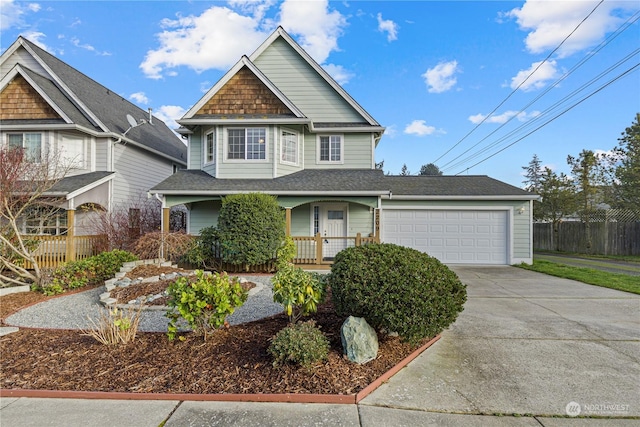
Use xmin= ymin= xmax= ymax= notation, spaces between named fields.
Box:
xmin=341 ymin=316 xmax=378 ymax=364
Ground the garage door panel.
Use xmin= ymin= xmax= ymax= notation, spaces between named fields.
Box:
xmin=382 ymin=209 xmax=508 ymax=265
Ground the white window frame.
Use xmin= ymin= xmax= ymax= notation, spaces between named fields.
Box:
xmin=316 ymin=134 xmax=343 ymax=164
xmin=204 ymin=130 xmax=215 ymax=164
xmin=7 ymin=132 xmax=42 ymax=163
xmin=58 ymin=133 xmax=86 ymax=169
xmin=224 ymin=127 xmax=268 ymax=162
xmin=280 ymin=128 xmax=298 ymax=166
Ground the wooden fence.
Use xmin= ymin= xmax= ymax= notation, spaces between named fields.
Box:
xmin=23 ymin=234 xmax=104 ymax=269
xmin=534 ymin=222 xmax=640 ymax=256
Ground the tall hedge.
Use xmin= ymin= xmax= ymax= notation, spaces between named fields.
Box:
xmin=217 ymin=193 xmax=285 ymax=266
xmin=328 ymin=243 xmax=467 ymax=346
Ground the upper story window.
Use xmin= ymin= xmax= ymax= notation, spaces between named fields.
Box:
xmin=227 ymin=128 xmax=266 ymax=160
xmin=280 ymin=130 xmax=298 ymax=165
xmin=8 ymin=132 xmax=41 ymax=162
xmin=205 ymin=131 xmax=215 ymax=164
xmin=59 ymin=134 xmax=85 ymax=169
xmin=318 ymin=135 xmax=343 ymax=163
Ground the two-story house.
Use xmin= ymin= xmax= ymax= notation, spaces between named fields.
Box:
xmin=151 ymin=27 xmax=538 ymax=266
xmin=0 ymin=37 xmax=187 ymax=262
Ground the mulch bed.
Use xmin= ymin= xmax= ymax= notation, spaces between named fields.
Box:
xmin=0 ymin=267 xmax=427 ymax=396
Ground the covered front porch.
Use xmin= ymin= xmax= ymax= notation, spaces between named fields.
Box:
xmin=160 ymin=194 xmax=381 ymax=268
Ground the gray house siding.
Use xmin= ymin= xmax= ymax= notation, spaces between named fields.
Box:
xmin=303 ymin=132 xmax=372 ymax=169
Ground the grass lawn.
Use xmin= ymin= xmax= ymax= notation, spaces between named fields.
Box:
xmin=517 ymin=259 xmax=640 ymax=295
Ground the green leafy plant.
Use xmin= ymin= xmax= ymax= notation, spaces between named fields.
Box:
xmin=82 ymin=304 xmax=142 ymax=345
xmin=180 ymin=226 xmax=220 ymax=269
xmin=276 ymin=236 xmax=297 ymax=268
xmin=272 ymin=262 xmax=325 ymax=323
xmin=217 ymin=193 xmax=285 ymax=267
xmin=328 ymin=243 xmax=467 ymax=346
xmin=268 ymin=320 xmax=329 ymax=368
xmin=165 ymin=270 xmax=248 ymax=341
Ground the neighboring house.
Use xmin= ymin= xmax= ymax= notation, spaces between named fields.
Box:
xmin=151 ymin=27 xmax=538 ymax=266
xmin=0 ymin=36 xmax=187 ymax=244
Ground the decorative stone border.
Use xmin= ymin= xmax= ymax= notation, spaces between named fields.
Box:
xmin=99 ymin=259 xmax=264 ymax=310
xmin=0 ymin=285 xmax=31 ymax=297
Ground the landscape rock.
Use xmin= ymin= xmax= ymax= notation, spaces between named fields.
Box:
xmin=341 ymin=316 xmax=378 ymax=364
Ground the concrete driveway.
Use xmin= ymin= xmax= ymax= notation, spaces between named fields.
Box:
xmin=361 ymin=266 xmax=640 ymax=422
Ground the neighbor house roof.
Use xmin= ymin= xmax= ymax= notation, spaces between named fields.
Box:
xmin=0 ymin=37 xmax=187 ymax=165
xmin=151 ymin=169 xmax=538 ymax=200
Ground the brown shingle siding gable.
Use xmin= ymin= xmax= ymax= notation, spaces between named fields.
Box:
xmin=195 ymin=66 xmax=293 ymax=116
xmin=0 ymin=75 xmax=61 ymax=120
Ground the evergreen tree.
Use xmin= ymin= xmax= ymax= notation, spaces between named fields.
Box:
xmin=418 ymin=163 xmax=443 ymax=175
xmin=612 ymin=113 xmax=640 ymax=210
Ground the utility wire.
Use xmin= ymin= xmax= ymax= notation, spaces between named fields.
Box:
xmin=442 ymin=48 xmax=640 ymax=172
xmin=453 ymin=63 xmax=640 ymax=175
xmin=439 ymin=10 xmax=640 ymax=171
xmin=431 ymin=0 xmax=605 ymax=165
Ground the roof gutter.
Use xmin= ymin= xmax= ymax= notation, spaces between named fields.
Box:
xmin=108 ymin=132 xmax=186 ymax=166
xmin=383 ymin=194 xmax=541 ymax=201
xmin=150 ymin=189 xmax=392 ymax=197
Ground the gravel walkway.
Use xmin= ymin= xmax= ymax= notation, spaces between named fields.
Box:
xmin=4 ymin=276 xmax=284 ymax=333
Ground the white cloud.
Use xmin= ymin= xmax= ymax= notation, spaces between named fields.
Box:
xmin=322 ymin=63 xmax=353 ymax=85
xmin=377 ymin=13 xmax=398 ymax=42
xmin=129 ymin=92 xmax=149 ymax=105
xmin=279 ymin=0 xmax=347 ymax=64
xmin=384 ymin=124 xmax=397 ymax=138
xmin=21 ymin=31 xmax=53 ymax=52
xmin=505 ymin=0 xmax=634 ymax=58
xmin=468 ymin=110 xmax=541 ymax=124
xmin=1 ymin=0 xmax=42 ymax=32
xmin=510 ymin=59 xmax=559 ymax=91
xmin=404 ymin=120 xmax=439 ymax=136
xmin=140 ymin=7 xmax=268 ymax=79
xmin=70 ymin=37 xmax=111 ymax=56
xmin=154 ymin=105 xmax=187 ymax=132
xmin=141 ymin=0 xmax=348 ymax=80
xmin=422 ymin=60 xmax=460 ymax=93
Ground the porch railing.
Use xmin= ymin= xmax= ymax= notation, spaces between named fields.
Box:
xmin=23 ymin=234 xmax=104 ymax=269
xmin=292 ymin=233 xmax=379 ymax=266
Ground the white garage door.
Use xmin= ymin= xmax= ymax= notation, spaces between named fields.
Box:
xmin=382 ymin=210 xmax=508 ymax=265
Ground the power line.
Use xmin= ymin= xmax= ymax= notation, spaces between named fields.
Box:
xmin=439 ymin=10 xmax=640 ymax=171
xmin=442 ymin=48 xmax=640 ymax=173
xmin=453 ymin=63 xmax=640 ymax=175
xmin=431 ymin=0 xmax=605 ymax=166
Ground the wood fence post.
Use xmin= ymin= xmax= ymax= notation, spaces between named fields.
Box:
xmin=315 ymin=232 xmax=322 ymax=264
xmin=66 ymin=209 xmax=76 ymax=262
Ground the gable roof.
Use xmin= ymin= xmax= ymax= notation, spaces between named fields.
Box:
xmin=0 ymin=37 xmax=187 ymax=165
xmin=180 ymin=27 xmax=383 ymax=132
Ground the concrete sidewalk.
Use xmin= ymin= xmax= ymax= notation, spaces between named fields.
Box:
xmin=1 ymin=267 xmax=638 ymax=426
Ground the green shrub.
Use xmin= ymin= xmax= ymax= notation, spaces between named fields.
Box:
xmin=328 ymin=243 xmax=467 ymax=346
xmin=272 ymin=262 xmax=325 ymax=323
xmin=40 ymin=249 xmax=137 ymax=294
xmin=165 ymin=270 xmax=248 ymax=341
xmin=276 ymin=236 xmax=297 ymax=268
xmin=180 ymin=226 xmax=219 ymax=269
xmin=268 ymin=320 xmax=329 ymax=368
xmin=217 ymin=193 xmax=285 ymax=266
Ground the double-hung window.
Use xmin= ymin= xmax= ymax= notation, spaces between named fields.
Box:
xmin=205 ymin=131 xmax=215 ymax=164
xmin=280 ymin=130 xmax=298 ymax=165
xmin=318 ymin=135 xmax=342 ymax=163
xmin=227 ymin=128 xmax=266 ymax=160
xmin=8 ymin=132 xmax=42 ymax=162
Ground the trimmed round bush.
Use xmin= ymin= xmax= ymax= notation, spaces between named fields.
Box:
xmin=328 ymin=243 xmax=467 ymax=346
xmin=268 ymin=320 xmax=329 ymax=368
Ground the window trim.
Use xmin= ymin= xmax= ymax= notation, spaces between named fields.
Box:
xmin=224 ymin=127 xmax=268 ymax=162
xmin=316 ymin=134 xmax=344 ymax=164
xmin=58 ymin=133 xmax=86 ymax=170
xmin=204 ymin=130 xmax=215 ymax=165
xmin=279 ymin=128 xmax=299 ymax=166
xmin=7 ymin=132 xmax=43 ymax=163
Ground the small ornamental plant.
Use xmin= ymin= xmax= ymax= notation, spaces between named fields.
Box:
xmin=268 ymin=320 xmax=329 ymax=369
xmin=82 ymin=304 xmax=142 ymax=346
xmin=165 ymin=270 xmax=248 ymax=341
xmin=272 ymin=262 xmax=325 ymax=323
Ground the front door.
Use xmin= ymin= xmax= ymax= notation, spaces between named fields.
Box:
xmin=320 ymin=204 xmax=347 ymax=259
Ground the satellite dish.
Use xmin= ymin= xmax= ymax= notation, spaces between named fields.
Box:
xmin=126 ymin=114 xmax=138 ymax=128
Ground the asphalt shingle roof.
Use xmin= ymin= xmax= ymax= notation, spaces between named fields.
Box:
xmin=151 ymin=169 xmax=537 ymax=198
xmin=47 ymin=171 xmax=114 ymax=195
xmin=12 ymin=38 xmax=187 ymax=164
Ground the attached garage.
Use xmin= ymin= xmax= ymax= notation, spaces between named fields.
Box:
xmin=382 ymin=208 xmax=509 ymax=265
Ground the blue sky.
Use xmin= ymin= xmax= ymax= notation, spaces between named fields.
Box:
xmin=2 ymin=0 xmax=639 ymax=187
